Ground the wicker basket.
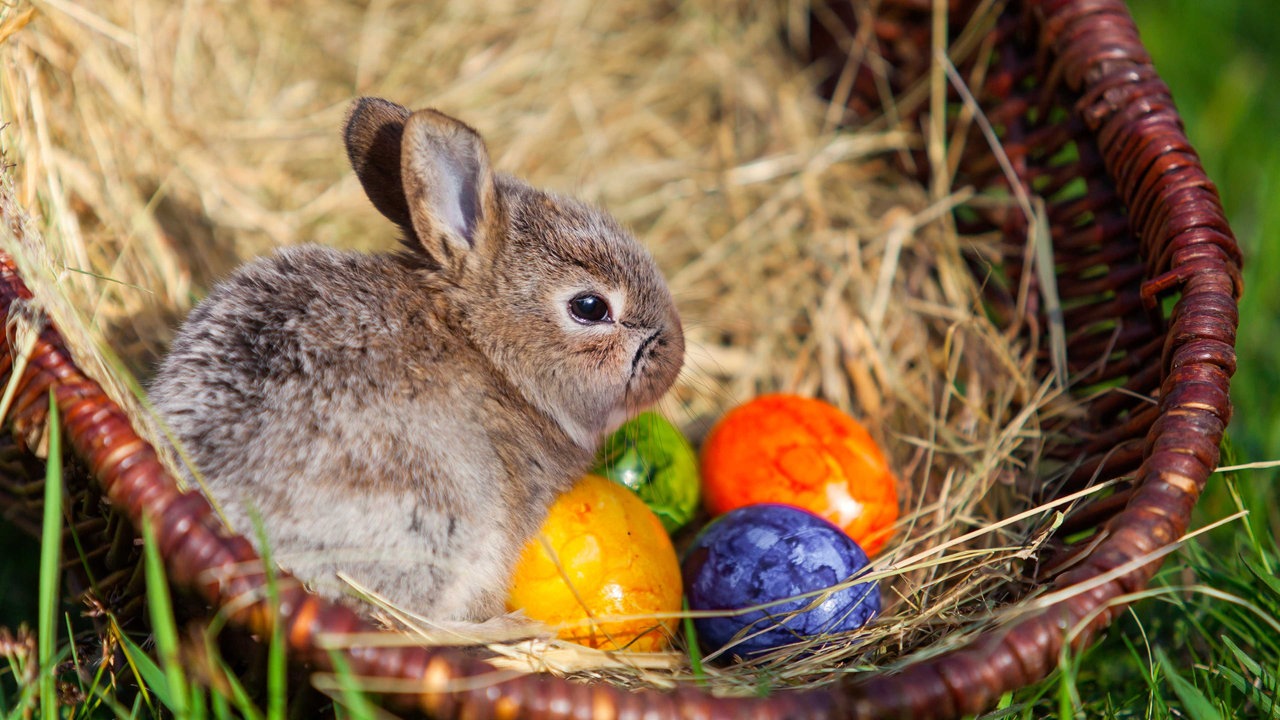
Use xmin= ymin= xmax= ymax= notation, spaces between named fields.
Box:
xmin=0 ymin=0 xmax=1241 ymax=717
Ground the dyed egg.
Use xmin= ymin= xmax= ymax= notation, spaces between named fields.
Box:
xmin=683 ymin=504 xmax=880 ymax=657
xmin=506 ymin=474 xmax=682 ymax=651
xmin=700 ymin=394 xmax=898 ymax=555
xmin=592 ymin=411 xmax=700 ymax=532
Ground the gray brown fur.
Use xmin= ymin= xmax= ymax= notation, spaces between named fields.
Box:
xmin=149 ymin=98 xmax=684 ymax=621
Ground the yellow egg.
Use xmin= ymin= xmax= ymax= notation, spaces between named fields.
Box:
xmin=506 ymin=474 xmax=681 ymax=651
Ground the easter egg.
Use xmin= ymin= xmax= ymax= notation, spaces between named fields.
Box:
xmin=683 ymin=504 xmax=880 ymax=657
xmin=592 ymin=411 xmax=700 ymax=532
xmin=506 ymin=474 xmax=682 ymax=651
xmin=700 ymin=394 xmax=898 ymax=555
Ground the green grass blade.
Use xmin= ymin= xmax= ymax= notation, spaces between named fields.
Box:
xmin=681 ymin=597 xmax=706 ymax=686
xmin=1055 ymin=651 xmax=1081 ymax=720
xmin=1243 ymin=557 xmax=1280 ymax=602
xmin=1056 ymin=670 xmax=1074 ymax=720
xmin=199 ymin=629 xmax=263 ymax=720
xmin=115 ymin=631 xmax=173 ymax=711
xmin=186 ymin=625 xmax=262 ymax=717
xmin=325 ymin=651 xmax=377 ymax=720
xmin=248 ymin=512 xmax=286 ymax=720
xmin=189 ymin=683 xmax=207 ymax=720
xmin=1212 ymin=664 xmax=1280 ymax=719
xmin=86 ymin=684 xmax=143 ymax=720
xmin=210 ymin=685 xmax=231 ymax=720
xmin=142 ymin=515 xmax=190 ymax=717
xmin=265 ymin=597 xmax=285 ymax=720
xmin=63 ymin=613 xmax=84 ymax=703
xmin=38 ymin=389 xmax=63 ymax=720
xmin=1219 ymin=636 xmax=1280 ymax=718
xmin=1156 ymin=648 xmax=1223 ymax=720
xmin=77 ymin=637 xmax=114 ymax=719
xmin=1221 ymin=635 xmax=1265 ymax=677
xmin=1118 ymin=631 xmax=1160 ymax=718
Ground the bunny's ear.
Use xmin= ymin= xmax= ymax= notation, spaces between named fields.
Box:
xmin=343 ymin=97 xmax=414 ymax=229
xmin=399 ymin=109 xmax=497 ymax=268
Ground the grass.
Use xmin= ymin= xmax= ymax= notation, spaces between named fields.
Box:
xmin=37 ymin=392 xmax=62 ymax=720
xmin=2 ymin=496 xmax=359 ymax=719
xmin=998 ymin=468 xmax=1280 ymax=718
xmin=0 ymin=0 xmax=1278 ymax=718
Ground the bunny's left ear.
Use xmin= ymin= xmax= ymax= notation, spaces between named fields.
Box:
xmin=398 ymin=108 xmax=498 ymax=268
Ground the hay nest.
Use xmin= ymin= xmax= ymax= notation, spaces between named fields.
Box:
xmin=0 ymin=0 xmax=1082 ymax=695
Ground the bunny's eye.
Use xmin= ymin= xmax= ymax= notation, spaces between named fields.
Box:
xmin=569 ymin=294 xmax=612 ymax=324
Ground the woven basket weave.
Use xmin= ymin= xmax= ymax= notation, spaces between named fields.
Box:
xmin=0 ymin=0 xmax=1241 ymax=717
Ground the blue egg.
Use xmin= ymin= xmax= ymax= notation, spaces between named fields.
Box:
xmin=683 ymin=503 xmax=880 ymax=657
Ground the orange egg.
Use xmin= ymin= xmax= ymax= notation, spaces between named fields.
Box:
xmin=506 ymin=474 xmax=681 ymax=651
xmin=700 ymin=394 xmax=898 ymax=555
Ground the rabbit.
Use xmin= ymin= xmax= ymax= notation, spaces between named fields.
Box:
xmin=149 ymin=97 xmax=685 ymax=623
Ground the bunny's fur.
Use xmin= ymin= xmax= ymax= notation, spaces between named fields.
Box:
xmin=150 ymin=99 xmax=684 ymax=620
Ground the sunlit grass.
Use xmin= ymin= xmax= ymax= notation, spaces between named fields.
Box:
xmin=1002 ymin=463 xmax=1280 ymax=718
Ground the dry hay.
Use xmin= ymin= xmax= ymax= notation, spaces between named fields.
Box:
xmin=0 ymin=0 xmax=1086 ymax=697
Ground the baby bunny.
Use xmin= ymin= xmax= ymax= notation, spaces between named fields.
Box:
xmin=149 ymin=98 xmax=685 ymax=621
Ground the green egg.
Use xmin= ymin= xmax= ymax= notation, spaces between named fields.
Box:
xmin=592 ymin=412 xmax=700 ymax=533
